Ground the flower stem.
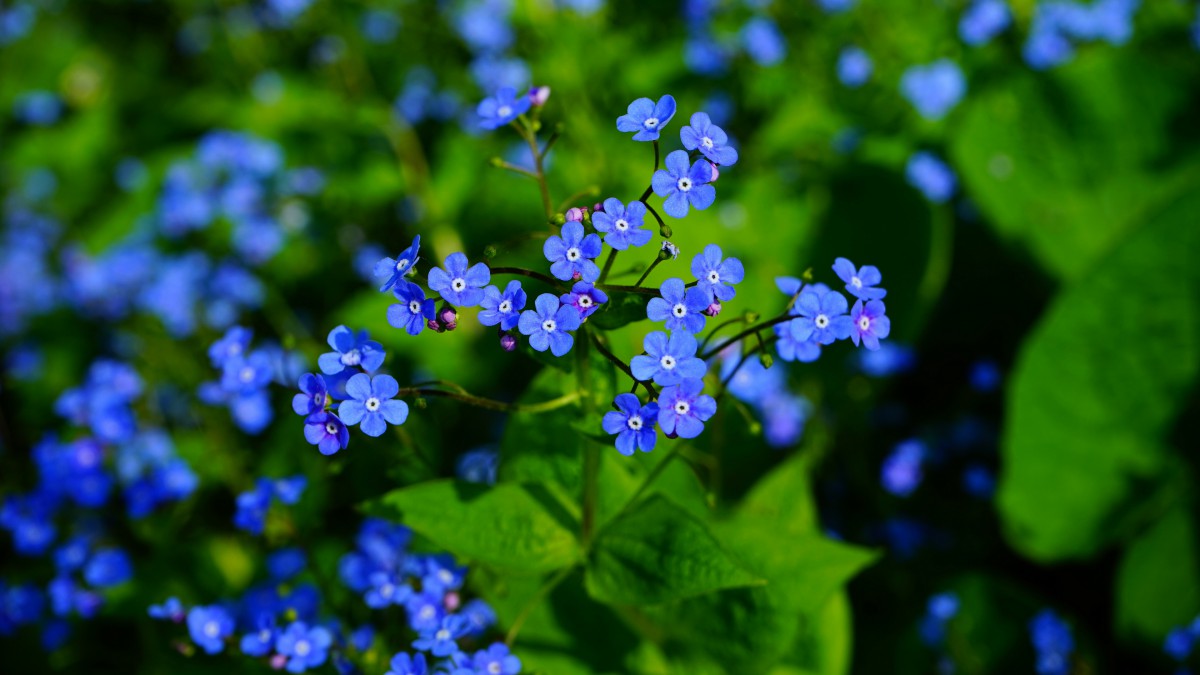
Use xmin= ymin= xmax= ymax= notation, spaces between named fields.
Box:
xmin=490 ymin=159 xmax=539 ymax=180
xmin=591 ymin=333 xmax=658 ymax=398
xmin=701 ymin=314 xmax=793 ymax=361
xmin=488 ymin=266 xmax=568 ymax=290
xmin=698 ymin=315 xmax=751 ymax=353
xmin=398 ymin=388 xmax=579 ymax=413
xmin=633 ymin=256 xmax=663 ymax=288
xmin=504 ymin=564 xmax=575 ymax=646
xmin=577 ymin=328 xmax=599 ymax=545
xmin=598 ymin=248 xmax=619 ymax=283
xmin=512 ymin=118 xmax=555 ymax=221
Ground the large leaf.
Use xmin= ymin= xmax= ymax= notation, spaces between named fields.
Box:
xmin=997 ymin=191 xmax=1200 ymax=560
xmin=371 ymin=480 xmax=581 ymax=574
xmin=585 ymin=495 xmax=763 ymax=606
xmin=950 ymin=51 xmax=1200 ymax=280
xmin=1115 ymin=502 xmax=1200 ymax=642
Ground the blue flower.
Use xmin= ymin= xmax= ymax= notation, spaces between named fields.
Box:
xmin=187 ymin=605 xmax=234 ymax=654
xmin=220 ymin=350 xmax=274 ymax=394
xmin=386 ymin=652 xmax=428 ymax=675
xmin=602 ymin=393 xmax=660 ymax=456
xmin=292 ymin=373 xmax=328 ymax=421
xmin=388 ymin=281 xmax=437 ymax=336
xmin=268 ymin=548 xmax=307 ymax=581
xmin=456 ymin=448 xmax=499 ymax=485
xmin=304 ymin=412 xmax=349 ymax=456
xmin=850 ymin=300 xmax=891 ymax=351
xmin=658 ymin=379 xmax=717 ymax=439
xmin=646 ymin=278 xmax=709 ymax=334
xmin=462 ymin=599 xmax=497 ymax=636
xmin=1029 ymin=610 xmax=1074 ymax=675
xmin=374 ymin=235 xmax=421 ymax=292
xmin=837 ymin=46 xmax=873 ymax=87
xmin=83 ymin=549 xmax=132 ymax=587
xmin=412 ymin=615 xmax=470 ymax=657
xmin=318 ymin=326 xmax=386 ymax=375
xmin=517 ymin=293 xmax=581 ymax=356
xmin=899 ymin=59 xmax=966 ymax=121
xmin=691 ymin=244 xmax=744 ymax=302
xmin=631 ymin=331 xmax=707 ymax=386
xmin=741 ymin=17 xmax=786 ymax=66
xmin=405 ymin=592 xmax=445 ymax=632
xmin=652 ymin=150 xmax=716 ymax=218
xmin=881 ymin=439 xmax=925 ymax=497
xmin=339 ymin=374 xmax=409 ymax=437
xmin=234 ymin=483 xmax=273 ymax=534
xmin=365 ymin=571 xmax=411 ymax=609
xmin=240 ymin=617 xmax=277 ymax=657
xmin=960 ymin=0 xmax=1011 ymax=46
xmin=544 ymin=221 xmax=602 ymax=282
xmin=906 ymin=151 xmax=957 ymax=203
xmin=794 ymin=288 xmax=853 ymax=345
xmin=148 ymin=597 xmax=185 ymax=622
xmin=276 ymin=621 xmax=333 ymax=673
xmin=832 ymin=257 xmax=886 ymax=301
xmin=470 ymin=643 xmax=522 ymax=675
xmin=680 ymin=113 xmax=738 ymax=166
xmin=592 ymin=198 xmax=652 ymax=250
xmin=775 ymin=319 xmax=821 ymax=363
xmin=208 ymin=326 xmax=252 ymax=367
xmin=477 ymin=87 xmax=531 ymax=130
xmin=478 ymin=280 xmax=527 ymax=330
xmin=616 ymin=94 xmax=677 ymax=141
xmin=421 ymin=555 xmax=466 ymax=596
xmin=1164 ymin=625 xmax=1194 ymax=661
xmin=428 ymin=253 xmax=491 ymax=307
xmin=273 ymin=475 xmax=308 ymax=505
xmin=559 ymin=281 xmax=607 ymax=320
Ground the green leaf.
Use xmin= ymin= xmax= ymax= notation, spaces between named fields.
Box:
xmin=371 ymin=480 xmax=581 ymax=574
xmin=738 ymin=451 xmax=819 ymax=536
xmin=784 ymin=591 xmax=854 ymax=675
xmin=950 ymin=52 xmax=1200 ymax=280
xmin=585 ymin=495 xmax=763 ymax=606
xmin=997 ymin=190 xmax=1200 ymax=560
xmin=589 ymin=291 xmax=652 ymax=330
xmin=1115 ymin=503 xmax=1200 ymax=643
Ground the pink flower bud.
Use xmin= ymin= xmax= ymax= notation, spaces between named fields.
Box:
xmin=444 ymin=591 xmax=462 ymax=611
xmin=427 ymin=319 xmax=441 ymax=332
xmin=592 ymin=202 xmax=605 ymax=214
xmin=565 ymin=207 xmax=584 ymax=222
xmin=528 ymin=86 xmax=550 ymax=107
xmin=500 ymin=334 xmax=517 ymax=352
xmin=439 ymin=307 xmax=457 ymax=325
xmin=705 ymin=301 xmax=722 ymax=317
xmin=269 ymin=654 xmax=288 ymax=670
xmin=708 ymin=161 xmax=720 ymax=183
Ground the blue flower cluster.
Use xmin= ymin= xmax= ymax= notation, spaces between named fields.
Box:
xmin=202 ymin=326 xmax=306 ymax=434
xmin=881 ymin=439 xmax=927 ymax=498
xmin=1164 ymin=614 xmax=1200 ymax=671
xmin=682 ymin=2 xmax=786 ymax=74
xmin=717 ymin=349 xmax=811 ymax=449
xmin=233 ymin=476 xmax=308 ymax=535
xmin=919 ymin=592 xmax=960 ymax=673
xmin=1024 ymin=0 xmax=1141 ymax=70
xmin=900 ymin=59 xmax=967 ymax=121
xmin=774 ymin=257 xmax=892 ymax=366
xmin=1029 ymin=609 xmax=1075 ymax=675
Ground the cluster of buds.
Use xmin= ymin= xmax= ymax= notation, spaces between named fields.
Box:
xmin=427 ymin=305 xmax=458 ymax=333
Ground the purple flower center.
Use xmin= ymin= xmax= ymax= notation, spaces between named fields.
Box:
xmin=578 ymin=296 xmax=592 ymax=308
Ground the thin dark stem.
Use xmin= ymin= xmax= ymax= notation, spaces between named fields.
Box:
xmin=595 ymin=283 xmax=660 ymax=296
xmin=540 ymin=127 xmax=561 ymax=159
xmin=698 ymin=315 xmax=752 ymax=353
xmin=715 ymin=335 xmax=778 ymax=400
xmin=652 ymin=139 xmax=660 ymax=171
xmin=512 ymin=118 xmax=554 ymax=220
xmin=489 ymin=266 xmax=568 ymax=290
xmin=639 ymin=183 xmax=653 ymax=203
xmin=598 ymin=249 xmax=618 ymax=283
xmin=644 ymin=202 xmax=669 ymax=237
xmin=557 ymin=186 xmax=600 ymax=213
xmin=397 ymin=388 xmax=579 ymax=413
xmin=591 ymin=334 xmax=658 ymax=398
xmin=701 ymin=314 xmax=793 ymax=361
xmin=633 ymin=257 xmax=663 ymax=288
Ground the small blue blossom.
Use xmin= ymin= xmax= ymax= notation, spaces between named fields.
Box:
xmin=477 ymin=87 xmax=531 ymax=130
xmin=374 ymin=235 xmax=421 ymax=292
xmin=456 ymin=448 xmax=499 ymax=485
xmin=616 ymin=94 xmax=677 ymax=141
xmin=83 ymin=549 xmax=132 ymax=587
xmin=592 ymin=198 xmax=652 ymax=250
xmin=850 ymin=299 xmax=890 ymax=351
xmin=881 ymin=439 xmax=925 ymax=497
xmin=1163 ymin=624 xmax=1194 ymax=661
xmin=273 ymin=476 xmax=308 ymax=505
xmin=268 ymin=548 xmax=307 ymax=581
xmin=832 ymin=258 xmax=886 ymax=301
xmin=365 ymin=571 xmax=412 ymax=609
xmin=304 ymin=412 xmax=350 ymax=456
xmin=794 ymin=287 xmax=853 ymax=345
xmin=602 ymin=393 xmax=660 ymax=456
xmin=421 ymin=555 xmax=466 ymax=596
xmin=478 ymin=280 xmax=527 ymax=330
xmin=388 ymin=281 xmax=437 ymax=336
xmin=339 ymin=374 xmax=409 ymax=437
xmin=517 ymin=294 xmax=581 ymax=356
xmin=652 ymin=150 xmax=716 ymax=219
xmin=319 ymin=326 xmax=386 ymax=375
xmin=428 ymin=253 xmax=491 ymax=307
xmin=386 ymin=652 xmax=428 ymax=675
xmin=276 ymin=621 xmax=333 ymax=673
xmin=899 ymin=59 xmax=966 ymax=121
xmin=691 ymin=244 xmax=744 ymax=302
xmin=969 ymin=360 xmax=1002 ymax=392
xmin=658 ymin=379 xmax=717 ymax=439
xmin=680 ymin=113 xmax=738 ymax=166
xmin=837 ymin=46 xmax=873 ymax=87
xmin=544 ymin=221 xmax=602 ymax=282
xmin=470 ymin=643 xmax=523 ymax=674
xmin=187 ymin=605 xmax=234 ymax=654
xmin=631 ymin=331 xmax=707 ymax=386
xmin=149 ymin=597 xmax=185 ymax=622
xmin=240 ymin=617 xmax=277 ymax=657
xmin=208 ymin=326 xmax=253 ymax=367
xmin=412 ymin=614 xmax=470 ymax=657
xmin=647 ymin=278 xmax=709 ymax=334
xmin=906 ymin=151 xmax=957 ymax=203
xmin=960 ymin=0 xmax=1011 ymax=46
xmin=559 ymin=281 xmax=607 ymax=320
xmin=1029 ymin=609 xmax=1074 ymax=675
xmin=775 ymin=319 xmax=822 ymax=363
xmin=292 ymin=373 xmax=328 ymax=421
xmin=405 ymin=592 xmax=446 ymax=633
xmin=462 ymin=599 xmax=497 ymax=636
xmin=741 ymin=17 xmax=786 ymax=66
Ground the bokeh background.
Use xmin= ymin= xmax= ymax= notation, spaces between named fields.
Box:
xmin=2 ymin=0 xmax=1199 ymax=673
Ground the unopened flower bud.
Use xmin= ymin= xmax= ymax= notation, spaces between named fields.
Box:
xmin=708 ymin=161 xmax=720 ymax=183
xmin=439 ymin=307 xmax=457 ymax=325
xmin=483 ymin=245 xmax=497 ymax=260
xmin=488 ymin=157 xmax=504 ymax=168
xmin=269 ymin=654 xmax=288 ymax=670
xmin=528 ymin=86 xmax=550 ymax=107
xmin=552 ymin=213 xmax=566 ymax=225
xmin=572 ymin=270 xmax=582 ymax=281
xmin=444 ymin=591 xmax=462 ymax=611
xmin=744 ymin=311 xmax=760 ymax=323
xmin=705 ymin=301 xmax=722 ymax=317
xmin=592 ymin=202 xmax=605 ymax=214
xmin=659 ymin=221 xmax=673 ymax=238
xmin=500 ymin=334 xmax=517 ymax=352
xmin=427 ymin=319 xmax=441 ymax=332
xmin=565 ymin=207 xmax=584 ymax=222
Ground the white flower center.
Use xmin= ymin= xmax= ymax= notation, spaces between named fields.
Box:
xmin=435 ymin=629 xmax=451 ymax=641
xmin=204 ymin=621 xmax=219 ymax=638
xmin=452 ymin=278 xmax=466 ymax=292
xmin=497 ymin=105 xmax=512 ymax=118
xmin=674 ymin=401 xmax=690 ymax=415
xmin=341 ymin=349 xmax=362 ymax=366
xmin=701 ymin=136 xmax=714 ymax=149
xmin=239 ymin=366 xmax=255 ymax=382
xmin=542 ymin=319 xmax=557 ymax=333
xmin=707 ymin=271 xmax=719 ymax=283
xmin=294 ymin=640 xmax=311 ymax=657
xmin=325 ymin=421 xmax=338 ymax=434
xmin=366 ymin=397 xmax=380 ymax=412
xmin=627 ymin=415 xmax=643 ymax=430
xmin=259 ymin=628 xmax=271 ymax=641
xmin=660 ymin=355 xmax=676 ymax=370
xmin=851 ymin=276 xmax=862 ymax=289
xmin=499 ymin=300 xmax=512 ymax=313
xmin=408 ymin=300 xmax=421 ymax=314
xmin=815 ymin=314 xmax=829 ymax=329
xmin=313 ymin=392 xmax=323 ymax=406
xmin=396 ymin=258 xmax=410 ymax=272
xmin=677 ymin=177 xmax=692 ymax=192
xmin=439 ymin=570 xmax=453 ymax=584
xmin=579 ymin=296 xmax=592 ymax=308
xmin=418 ymin=606 xmax=435 ymax=620
xmin=672 ymin=303 xmax=687 ymax=317
xmin=859 ymin=316 xmax=871 ymax=331
xmin=644 ymin=117 xmax=659 ymax=129
xmin=566 ymin=247 xmax=581 ymax=261
xmin=488 ymin=663 xmax=503 ymax=675
xmin=615 ymin=219 xmax=629 ymax=231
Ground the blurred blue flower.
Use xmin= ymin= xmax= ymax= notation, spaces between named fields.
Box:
xmin=187 ymin=605 xmax=234 ymax=654
xmin=14 ymin=91 xmax=62 ymax=126
xmin=742 ymin=17 xmax=786 ymax=65
xmin=959 ymin=0 xmax=1011 ymax=46
xmin=456 ymin=448 xmax=499 ymax=485
xmin=881 ymin=440 xmax=925 ymax=497
xmin=906 ymin=151 xmax=957 ymax=203
xmin=837 ymin=46 xmax=873 ymax=87
xmin=658 ymin=379 xmax=716 ymax=439
xmin=899 ymin=60 xmax=966 ymax=120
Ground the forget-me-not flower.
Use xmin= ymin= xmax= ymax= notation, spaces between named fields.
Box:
xmin=646 ymin=278 xmax=709 ymax=333
xmin=339 ymin=374 xmax=409 ymax=437
xmin=652 ymin=150 xmax=716 ymax=218
xmin=318 ymin=326 xmax=385 ymax=375
xmin=388 ymin=281 xmax=437 ymax=335
xmin=478 ymin=280 xmax=527 ymax=330
xmin=631 ymin=331 xmax=707 ymax=386
xmin=616 ymin=94 xmax=677 ymax=141
xmin=374 ymin=235 xmax=421 ymax=292
xmin=657 ymin=379 xmax=717 ymax=439
xmin=602 ymin=394 xmax=660 ymax=456
xmin=428 ymin=253 xmax=490 ymax=307
xmin=517 ymin=294 xmax=581 ymax=356
xmin=544 ymin=221 xmax=602 ymax=282
xmin=680 ymin=112 xmax=738 ymax=166
xmin=691 ymin=244 xmax=744 ymax=302
xmin=592 ymin=198 xmax=652 ymax=250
